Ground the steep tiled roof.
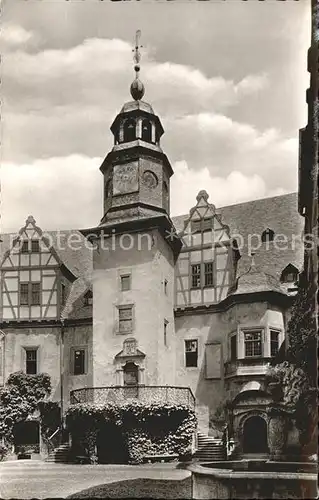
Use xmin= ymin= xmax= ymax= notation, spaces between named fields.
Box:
xmin=0 ymin=192 xmax=303 ymax=314
xmin=172 ymin=192 xmax=304 ymax=283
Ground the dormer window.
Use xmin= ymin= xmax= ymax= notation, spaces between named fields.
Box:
xmin=123 ymin=118 xmax=136 ymax=142
xmin=261 ymin=228 xmax=275 ymax=243
xmin=280 ymin=264 xmax=299 ymax=283
xmin=141 ymin=119 xmax=152 ymax=142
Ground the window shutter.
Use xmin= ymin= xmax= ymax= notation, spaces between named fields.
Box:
xmin=205 ymin=343 xmax=221 ymax=379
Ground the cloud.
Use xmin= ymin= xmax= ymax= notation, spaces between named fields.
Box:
xmin=0 ymin=155 xmax=290 ymax=234
xmin=170 ymin=160 xmax=289 ymax=216
xmin=0 ymin=23 xmax=40 ymax=50
xmin=0 ymin=155 xmax=103 ymax=233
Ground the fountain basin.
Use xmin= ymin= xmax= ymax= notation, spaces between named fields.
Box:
xmin=188 ymin=460 xmax=317 ymax=499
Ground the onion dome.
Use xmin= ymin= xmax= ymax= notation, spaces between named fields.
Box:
xmin=130 ymin=77 xmax=145 ymax=101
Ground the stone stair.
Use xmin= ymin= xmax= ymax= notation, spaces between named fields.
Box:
xmin=194 ymin=431 xmax=226 ymax=462
xmin=45 ymin=443 xmax=71 ymax=463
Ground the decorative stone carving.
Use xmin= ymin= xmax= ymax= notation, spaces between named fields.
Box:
xmin=267 ymin=406 xmax=288 ymax=459
xmin=113 ymin=162 xmax=139 ymax=195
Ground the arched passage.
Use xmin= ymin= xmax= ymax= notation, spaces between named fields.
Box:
xmin=243 ymin=416 xmax=268 ymax=454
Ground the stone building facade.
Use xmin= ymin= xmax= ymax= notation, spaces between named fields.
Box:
xmin=0 ymin=74 xmax=304 ymax=458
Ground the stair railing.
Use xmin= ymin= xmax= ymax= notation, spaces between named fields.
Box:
xmin=47 ymin=427 xmax=62 ymax=453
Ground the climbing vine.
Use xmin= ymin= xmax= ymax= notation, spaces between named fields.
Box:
xmin=0 ymin=371 xmax=59 ymax=447
xmin=66 ymin=401 xmax=197 ymax=464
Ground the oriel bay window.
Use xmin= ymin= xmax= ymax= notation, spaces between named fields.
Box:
xmin=244 ymin=330 xmax=262 ymax=358
xmin=185 ymin=339 xmax=198 ymax=367
xmin=270 ymin=330 xmax=280 ymax=357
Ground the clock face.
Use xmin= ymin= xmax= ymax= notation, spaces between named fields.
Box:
xmin=113 ymin=162 xmax=139 ymax=195
xmin=142 ymin=170 xmax=158 ymax=189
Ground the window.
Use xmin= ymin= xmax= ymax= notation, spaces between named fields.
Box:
xmin=141 ymin=119 xmax=152 ymax=142
xmin=25 ymin=349 xmax=37 ymax=374
xmin=84 ymin=290 xmax=93 ymax=306
xmin=191 ymin=264 xmax=201 ymax=288
xmin=73 ymin=349 xmax=86 ymax=375
xmin=105 ymin=179 xmax=111 ymax=199
xmin=164 ymin=279 xmax=168 ymax=295
xmin=204 ymin=262 xmax=214 ymax=287
xmin=20 ymin=282 xmax=41 ymax=306
xmin=270 ymin=330 xmax=280 ymax=357
xmin=280 ymin=265 xmax=299 ymax=284
xmin=123 ymin=119 xmax=136 ymax=142
xmin=61 ymin=284 xmax=66 ymax=305
xmin=244 ymin=330 xmax=262 ymax=358
xmin=230 ymin=335 xmax=237 ymax=361
xmin=164 ymin=320 xmax=168 ymax=346
xmin=261 ymin=228 xmax=275 ymax=243
xmin=119 ymin=306 xmax=133 ymax=333
xmin=20 ymin=283 xmax=29 ymax=305
xmin=121 ymin=275 xmax=131 ymax=291
xmin=31 ymin=240 xmax=40 ymax=253
xmin=21 ymin=240 xmax=29 ymax=253
xmin=185 ymin=339 xmax=198 ymax=367
xmin=31 ymin=283 xmax=40 ymax=305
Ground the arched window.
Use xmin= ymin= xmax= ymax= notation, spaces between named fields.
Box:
xmin=261 ymin=228 xmax=275 ymax=243
xmin=123 ymin=119 xmax=136 ymax=142
xmin=280 ymin=264 xmax=299 ymax=283
xmin=123 ymin=362 xmax=139 ymax=386
xmin=141 ymin=119 xmax=152 ymax=142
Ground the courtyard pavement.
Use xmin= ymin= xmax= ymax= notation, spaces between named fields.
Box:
xmin=0 ymin=459 xmax=191 ymax=499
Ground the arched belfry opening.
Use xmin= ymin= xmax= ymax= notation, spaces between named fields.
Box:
xmin=243 ymin=416 xmax=268 ymax=454
xmin=123 ymin=118 xmax=136 ymax=142
xmin=141 ymin=119 xmax=152 ymax=142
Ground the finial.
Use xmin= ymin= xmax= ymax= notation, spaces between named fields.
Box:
xmin=196 ymin=190 xmax=209 ymax=202
xmin=130 ymin=30 xmax=145 ymax=101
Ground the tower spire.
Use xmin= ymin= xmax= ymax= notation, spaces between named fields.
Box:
xmin=130 ymin=30 xmax=145 ymax=101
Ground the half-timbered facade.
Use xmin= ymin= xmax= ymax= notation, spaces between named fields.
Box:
xmin=0 ymin=70 xmax=304 ymax=459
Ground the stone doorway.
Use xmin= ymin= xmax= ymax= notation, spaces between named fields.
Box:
xmin=243 ymin=416 xmax=268 ymax=454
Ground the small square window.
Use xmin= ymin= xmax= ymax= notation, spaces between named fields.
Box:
xmin=121 ymin=275 xmax=131 ymax=291
xmin=73 ymin=349 xmax=86 ymax=375
xmin=26 ymin=349 xmax=37 ymax=374
xmin=185 ymin=339 xmax=198 ymax=367
xmin=31 ymin=240 xmax=40 ymax=253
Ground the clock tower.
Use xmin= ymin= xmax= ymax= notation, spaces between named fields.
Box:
xmin=81 ymin=32 xmax=181 ymax=390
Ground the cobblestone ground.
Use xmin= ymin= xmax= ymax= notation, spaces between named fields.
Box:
xmin=0 ymin=460 xmax=191 ymax=499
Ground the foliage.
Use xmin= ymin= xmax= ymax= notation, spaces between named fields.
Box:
xmin=285 ymin=282 xmax=317 ymax=385
xmin=0 ymin=371 xmax=52 ymax=445
xmin=0 ymin=443 xmax=9 ymax=461
xmin=66 ymin=401 xmax=197 ymax=464
xmin=265 ymin=281 xmax=318 ymax=454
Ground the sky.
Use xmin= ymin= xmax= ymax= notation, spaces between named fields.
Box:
xmin=0 ymin=0 xmax=311 ymax=233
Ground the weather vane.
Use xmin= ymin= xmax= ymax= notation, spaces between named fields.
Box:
xmin=130 ymin=30 xmax=145 ymax=101
xmin=132 ymin=30 xmax=143 ymax=77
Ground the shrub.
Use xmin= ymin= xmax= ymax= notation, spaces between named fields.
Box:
xmin=66 ymin=401 xmax=197 ymax=464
